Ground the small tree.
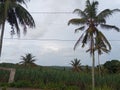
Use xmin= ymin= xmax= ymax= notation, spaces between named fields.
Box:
xmin=104 ymin=60 xmax=120 ymax=73
xmin=70 ymin=58 xmax=81 ymax=72
xmin=19 ymin=53 xmax=37 ymax=67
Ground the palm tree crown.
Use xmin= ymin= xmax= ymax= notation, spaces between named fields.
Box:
xmin=0 ymin=0 xmax=35 ymax=56
xmin=19 ymin=53 xmax=36 ymax=67
xmin=0 ymin=0 xmax=35 ymax=36
xmin=68 ymin=0 xmax=120 ymax=53
xmin=70 ymin=58 xmax=81 ymax=72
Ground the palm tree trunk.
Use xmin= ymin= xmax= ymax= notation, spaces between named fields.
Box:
xmin=0 ymin=0 xmax=9 ymax=56
xmin=92 ymin=52 xmax=95 ymax=90
xmin=0 ymin=21 xmax=5 ymax=56
xmin=98 ymin=54 xmax=101 ymax=77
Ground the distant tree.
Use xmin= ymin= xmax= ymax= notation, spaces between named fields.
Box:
xmin=19 ymin=53 xmax=37 ymax=67
xmin=85 ymin=65 xmax=90 ymax=73
xmin=70 ymin=58 xmax=81 ymax=72
xmin=103 ymin=60 xmax=120 ymax=73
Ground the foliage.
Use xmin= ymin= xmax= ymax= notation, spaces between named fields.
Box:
xmin=1 ymin=86 xmax=7 ymax=90
xmin=0 ymin=63 xmax=120 ymax=90
xmin=103 ymin=60 xmax=120 ymax=73
xmin=0 ymin=0 xmax=35 ymax=36
xmin=19 ymin=53 xmax=37 ymax=67
xmin=68 ymin=0 xmax=120 ymax=89
xmin=0 ymin=0 xmax=35 ymax=56
xmin=0 ymin=70 xmax=9 ymax=82
xmin=70 ymin=58 xmax=81 ymax=72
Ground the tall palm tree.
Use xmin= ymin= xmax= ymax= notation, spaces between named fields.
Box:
xmin=68 ymin=0 xmax=120 ymax=90
xmin=0 ymin=0 xmax=35 ymax=56
xmin=70 ymin=58 xmax=81 ymax=72
xmin=19 ymin=53 xmax=36 ymax=67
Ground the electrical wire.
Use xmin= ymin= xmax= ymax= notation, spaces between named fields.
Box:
xmin=3 ymin=38 xmax=120 ymax=42
xmin=30 ymin=11 xmax=73 ymax=14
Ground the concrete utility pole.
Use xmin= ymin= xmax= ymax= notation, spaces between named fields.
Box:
xmin=0 ymin=67 xmax=16 ymax=83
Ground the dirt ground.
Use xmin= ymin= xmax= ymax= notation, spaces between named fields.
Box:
xmin=0 ymin=88 xmax=43 ymax=90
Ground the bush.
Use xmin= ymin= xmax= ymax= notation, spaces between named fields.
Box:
xmin=10 ymin=81 xmax=31 ymax=88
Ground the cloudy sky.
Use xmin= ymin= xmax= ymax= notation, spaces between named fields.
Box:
xmin=0 ymin=0 xmax=120 ymax=66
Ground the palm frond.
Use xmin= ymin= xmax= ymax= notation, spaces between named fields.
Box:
xmin=95 ymin=17 xmax=106 ymax=24
xmin=100 ymin=24 xmax=120 ymax=32
xmin=97 ymin=9 xmax=120 ymax=20
xmin=97 ymin=9 xmax=111 ymax=19
xmin=82 ymin=31 xmax=88 ymax=45
xmin=16 ymin=0 xmax=30 ymax=7
xmin=111 ymin=9 xmax=120 ymax=13
xmin=86 ymin=0 xmax=91 ymax=8
xmin=91 ymin=0 xmax=98 ymax=16
xmin=7 ymin=8 xmax=20 ymax=36
xmin=68 ymin=18 xmax=87 ymax=26
xmin=75 ymin=26 xmax=85 ymax=33
xmin=73 ymin=9 xmax=87 ymax=18
xmin=84 ymin=0 xmax=98 ymax=19
xmin=98 ymin=31 xmax=111 ymax=50
xmin=101 ymin=47 xmax=110 ymax=53
xmin=0 ymin=4 xmax=4 ymax=27
xmin=15 ymin=4 xmax=35 ymax=28
xmin=74 ymin=33 xmax=84 ymax=50
xmin=86 ymin=48 xmax=91 ymax=52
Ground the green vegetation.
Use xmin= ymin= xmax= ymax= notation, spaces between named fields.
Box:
xmin=103 ymin=60 xmax=120 ymax=73
xmin=0 ymin=63 xmax=120 ymax=90
xmin=70 ymin=58 xmax=81 ymax=72
xmin=0 ymin=0 xmax=120 ymax=90
xmin=19 ymin=53 xmax=37 ymax=67
xmin=0 ymin=0 xmax=35 ymax=56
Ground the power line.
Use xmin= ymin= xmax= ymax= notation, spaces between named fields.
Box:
xmin=3 ymin=38 xmax=120 ymax=42
xmin=30 ymin=11 xmax=73 ymax=14
xmin=3 ymin=38 xmax=75 ymax=41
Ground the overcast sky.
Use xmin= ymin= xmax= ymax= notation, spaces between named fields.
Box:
xmin=0 ymin=0 xmax=120 ymax=66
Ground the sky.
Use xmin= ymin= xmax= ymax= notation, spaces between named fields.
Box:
xmin=0 ymin=0 xmax=120 ymax=66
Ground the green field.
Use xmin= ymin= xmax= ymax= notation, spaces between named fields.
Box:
xmin=0 ymin=63 xmax=120 ymax=90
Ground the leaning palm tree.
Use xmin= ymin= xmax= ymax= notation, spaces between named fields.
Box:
xmin=19 ymin=53 xmax=36 ymax=67
xmin=68 ymin=0 xmax=120 ymax=90
xmin=70 ymin=58 xmax=81 ymax=72
xmin=0 ymin=0 xmax=35 ymax=56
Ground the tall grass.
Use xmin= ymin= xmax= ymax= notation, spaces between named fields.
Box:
xmin=0 ymin=63 xmax=120 ymax=90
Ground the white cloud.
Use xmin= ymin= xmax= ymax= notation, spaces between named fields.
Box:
xmin=1 ymin=0 xmax=120 ymax=66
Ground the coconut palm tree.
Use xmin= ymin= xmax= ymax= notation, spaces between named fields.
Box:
xmin=68 ymin=0 xmax=120 ymax=90
xmin=70 ymin=58 xmax=81 ymax=72
xmin=0 ymin=0 xmax=35 ymax=56
xmin=87 ymin=31 xmax=110 ymax=76
xmin=95 ymin=35 xmax=110 ymax=77
xmin=19 ymin=53 xmax=37 ymax=67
